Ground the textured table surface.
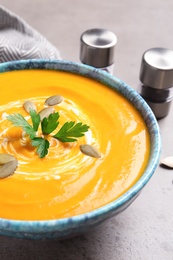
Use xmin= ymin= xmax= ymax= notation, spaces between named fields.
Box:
xmin=0 ymin=1 xmax=173 ymax=259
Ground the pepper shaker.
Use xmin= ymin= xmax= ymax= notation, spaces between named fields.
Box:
xmin=80 ymin=28 xmax=117 ymax=74
xmin=138 ymin=47 xmax=173 ymax=119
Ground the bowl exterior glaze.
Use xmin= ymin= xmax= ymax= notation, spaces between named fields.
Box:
xmin=0 ymin=60 xmax=161 ymax=240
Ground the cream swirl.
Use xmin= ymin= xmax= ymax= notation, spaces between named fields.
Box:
xmin=0 ymin=97 xmax=101 ymax=181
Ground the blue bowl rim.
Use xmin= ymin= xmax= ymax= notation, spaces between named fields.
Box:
xmin=0 ymin=59 xmax=161 ymax=234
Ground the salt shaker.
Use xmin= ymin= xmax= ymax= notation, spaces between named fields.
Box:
xmin=138 ymin=47 xmax=173 ymax=119
xmin=80 ymin=28 xmax=117 ymax=74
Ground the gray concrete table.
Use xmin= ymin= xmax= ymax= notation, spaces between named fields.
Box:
xmin=0 ymin=1 xmax=172 ymax=259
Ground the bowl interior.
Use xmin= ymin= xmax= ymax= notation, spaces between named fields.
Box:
xmin=0 ymin=59 xmax=161 ymax=239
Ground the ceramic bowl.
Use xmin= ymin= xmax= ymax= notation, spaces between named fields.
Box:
xmin=0 ymin=60 xmax=161 ymax=240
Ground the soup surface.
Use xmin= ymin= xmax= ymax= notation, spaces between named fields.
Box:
xmin=0 ymin=69 xmax=150 ymax=220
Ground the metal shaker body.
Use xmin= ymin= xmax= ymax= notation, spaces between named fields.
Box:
xmin=80 ymin=28 xmax=117 ymax=74
xmin=139 ymin=47 xmax=173 ymax=119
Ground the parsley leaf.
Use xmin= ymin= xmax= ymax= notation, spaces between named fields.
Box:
xmin=31 ymin=137 xmax=49 ymax=158
xmin=29 ymin=109 xmax=40 ymax=131
xmin=53 ymin=121 xmax=89 ymax=142
xmin=41 ymin=112 xmax=60 ymax=135
xmin=7 ymin=113 xmax=36 ymax=139
xmin=7 ymin=104 xmax=90 ymax=158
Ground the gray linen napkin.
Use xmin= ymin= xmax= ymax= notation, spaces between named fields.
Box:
xmin=0 ymin=5 xmax=61 ymax=62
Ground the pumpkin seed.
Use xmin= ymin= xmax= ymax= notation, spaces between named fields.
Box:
xmin=160 ymin=157 xmax=173 ymax=168
xmin=39 ymin=107 xmax=55 ymax=121
xmin=45 ymin=95 xmax=63 ymax=106
xmin=0 ymin=159 xmax=18 ymax=179
xmin=0 ymin=154 xmax=16 ymax=165
xmin=80 ymin=144 xmax=101 ymax=158
xmin=23 ymin=100 xmax=36 ymax=113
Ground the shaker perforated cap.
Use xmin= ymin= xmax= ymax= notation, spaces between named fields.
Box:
xmin=80 ymin=28 xmax=117 ymax=68
xmin=140 ymin=47 xmax=173 ymax=89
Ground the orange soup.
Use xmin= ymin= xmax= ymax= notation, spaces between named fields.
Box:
xmin=0 ymin=70 xmax=150 ymax=220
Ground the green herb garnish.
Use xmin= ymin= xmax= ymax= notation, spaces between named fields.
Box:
xmin=54 ymin=121 xmax=89 ymax=142
xmin=30 ymin=109 xmax=40 ymax=132
xmin=7 ymin=113 xmax=37 ymax=139
xmin=7 ymin=110 xmax=89 ymax=158
xmin=41 ymin=112 xmax=60 ymax=135
xmin=31 ymin=137 xmax=50 ymax=158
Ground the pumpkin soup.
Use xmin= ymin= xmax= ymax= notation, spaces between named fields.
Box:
xmin=0 ymin=70 xmax=150 ymax=220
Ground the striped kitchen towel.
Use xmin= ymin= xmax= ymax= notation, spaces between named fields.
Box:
xmin=0 ymin=5 xmax=61 ymax=62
